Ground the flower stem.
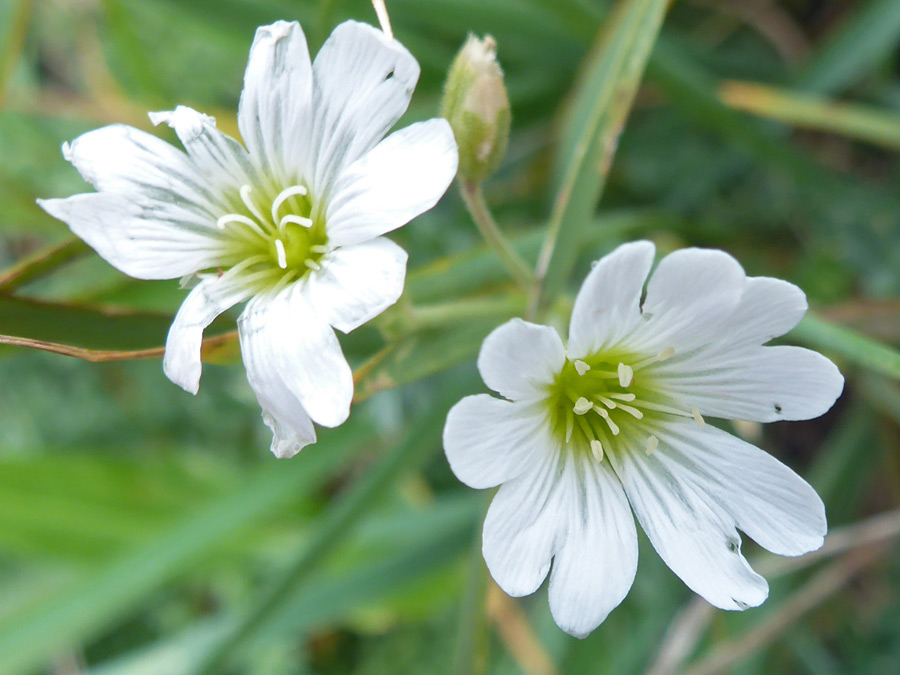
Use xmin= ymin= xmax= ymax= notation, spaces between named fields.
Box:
xmin=459 ymin=181 xmax=535 ymax=292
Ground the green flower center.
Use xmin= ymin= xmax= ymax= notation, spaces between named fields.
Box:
xmin=545 ymin=347 xmax=701 ymax=462
xmin=217 ymin=182 xmax=328 ymax=288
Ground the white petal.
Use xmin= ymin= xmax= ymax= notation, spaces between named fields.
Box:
xmin=150 ymin=106 xmax=258 ymax=193
xmin=648 ymin=422 xmax=826 ymax=557
xmin=608 ymin=429 xmax=769 ymax=611
xmin=443 ymin=395 xmax=553 ymax=489
xmin=237 ymin=21 xmax=313 ymax=181
xmin=547 ymin=455 xmax=638 ymax=638
xmin=238 ymin=289 xmax=353 ymax=428
xmin=325 ymin=119 xmax=457 ymax=247
xmin=482 ymin=445 xmax=566 ymax=597
xmin=477 ymin=319 xmax=566 ymax=403
xmin=631 ymin=248 xmax=746 ymax=354
xmin=660 ymin=345 xmax=844 ymax=422
xmin=306 ymin=237 xmax=407 ymax=333
xmin=163 ymin=272 xmax=254 ymax=394
xmin=60 ymin=123 xmax=226 ymax=217
xmin=38 ymin=193 xmax=224 ymax=280
xmin=711 ymin=276 xmax=808 ymax=351
xmin=568 ymin=241 xmax=656 ymax=359
xmin=309 ymin=21 xmax=420 ymax=195
xmin=239 ymin=304 xmax=317 ymax=458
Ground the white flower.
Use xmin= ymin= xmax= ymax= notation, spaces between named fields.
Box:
xmin=39 ymin=21 xmax=458 ymax=458
xmin=443 ymin=241 xmax=843 ymax=638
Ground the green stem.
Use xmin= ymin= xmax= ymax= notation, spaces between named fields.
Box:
xmin=793 ymin=312 xmax=900 ymax=380
xmin=452 ymin=493 xmax=492 ymax=675
xmin=407 ymin=295 xmax=526 ymax=331
xmin=459 ymin=181 xmax=535 ymax=292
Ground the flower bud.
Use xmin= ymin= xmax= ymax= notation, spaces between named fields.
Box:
xmin=441 ymin=35 xmax=511 ymax=184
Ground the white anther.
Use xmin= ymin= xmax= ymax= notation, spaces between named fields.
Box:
xmin=304 ymin=259 xmax=321 ymax=271
xmin=573 ymin=397 xmax=593 ymax=415
xmin=271 ymin=184 xmax=308 ymax=224
xmin=617 ymin=362 xmax=634 ymax=388
xmin=274 ymin=239 xmax=287 ymax=269
xmin=239 ymin=184 xmax=269 ymax=226
xmin=574 ymin=360 xmax=591 ymax=376
xmin=645 ymin=435 xmax=659 ymax=456
xmin=590 ymin=439 xmax=604 ymax=462
xmin=310 ymin=244 xmax=329 ymax=254
xmin=597 ymin=395 xmax=616 ymax=410
xmin=280 ymin=214 xmax=313 ymax=229
xmin=657 ymin=347 xmax=676 ymax=361
xmin=692 ymin=406 xmax=706 ymax=427
xmin=603 ymin=414 xmax=620 ymax=436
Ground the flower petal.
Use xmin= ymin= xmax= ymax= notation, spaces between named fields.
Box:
xmin=568 ymin=241 xmax=656 ymax=359
xmin=239 ymin=307 xmax=317 ymax=458
xmin=325 ymin=119 xmax=457 ymax=246
xmin=38 ymin=193 xmax=225 ymax=280
xmin=163 ymin=272 xmax=254 ymax=394
xmin=305 ymin=237 xmax=407 ymax=333
xmin=477 ymin=319 xmax=566 ymax=403
xmin=443 ymin=395 xmax=552 ymax=489
xmin=237 ymin=21 xmax=313 ymax=181
xmin=608 ymin=429 xmax=769 ymax=611
xmin=548 ymin=455 xmax=638 ymax=638
xmin=660 ymin=345 xmax=844 ymax=422
xmin=59 ymin=123 xmax=226 ymax=218
xmin=648 ymin=421 xmax=826 ymax=557
xmin=631 ymin=248 xmax=746 ymax=354
xmin=482 ymin=444 xmax=566 ymax=597
xmin=238 ymin=288 xmax=353 ymax=428
xmin=309 ymin=20 xmax=420 ymax=195
xmin=150 ymin=106 xmax=258 ymax=194
xmin=712 ymin=276 xmax=808 ymax=351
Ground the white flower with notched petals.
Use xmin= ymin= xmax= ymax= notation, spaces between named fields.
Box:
xmin=39 ymin=21 xmax=458 ymax=458
xmin=443 ymin=241 xmax=843 ymax=638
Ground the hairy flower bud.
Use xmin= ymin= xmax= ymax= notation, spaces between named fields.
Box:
xmin=441 ymin=35 xmax=511 ymax=184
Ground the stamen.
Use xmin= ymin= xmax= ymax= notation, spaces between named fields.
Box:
xmin=692 ymin=406 xmax=706 ymax=427
xmin=216 ymin=213 xmax=268 ymax=239
xmin=592 ymin=405 xmax=620 ymax=435
xmin=590 ymin=439 xmax=604 ymax=462
xmin=575 ymin=415 xmax=599 ymax=448
xmin=304 ymin=259 xmax=321 ymax=271
xmin=310 ymin=244 xmax=329 ymax=254
xmin=239 ymin=185 xmax=270 ymax=228
xmin=270 ymin=184 xmax=308 ymax=224
xmin=596 ymin=395 xmax=617 ymax=410
xmin=280 ymin=214 xmax=313 ymax=229
xmin=632 ymin=347 xmax=677 ymax=370
xmin=573 ymin=360 xmax=591 ymax=376
xmin=629 ymin=399 xmax=693 ymax=418
xmin=565 ymin=408 xmax=574 ymax=443
xmin=616 ymin=403 xmax=644 ymax=420
xmin=608 ymin=392 xmax=636 ymax=402
xmin=274 ymin=239 xmax=287 ymax=269
xmin=618 ymin=362 xmax=634 ymax=387
xmin=645 ymin=435 xmax=659 ymax=455
xmin=573 ymin=397 xmax=593 ymax=415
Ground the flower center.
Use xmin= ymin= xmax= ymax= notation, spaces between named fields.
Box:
xmin=546 ymin=347 xmax=703 ymax=462
xmin=216 ymin=183 xmax=328 ymax=289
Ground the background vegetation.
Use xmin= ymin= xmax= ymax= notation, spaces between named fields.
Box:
xmin=1 ymin=0 xmax=899 ymax=673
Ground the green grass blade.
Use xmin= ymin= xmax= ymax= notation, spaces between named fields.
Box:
xmin=535 ymin=0 xmax=670 ymax=311
xmin=0 ymin=432 xmax=363 ymax=675
xmin=793 ymin=313 xmax=900 ymax=380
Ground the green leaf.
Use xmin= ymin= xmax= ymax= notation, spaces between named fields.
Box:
xmin=0 ymin=426 xmax=365 ymax=675
xmin=535 ymin=0 xmax=670 ymax=310
xmin=793 ymin=313 xmax=900 ymax=380
xmin=794 ymin=0 xmax=900 ymax=94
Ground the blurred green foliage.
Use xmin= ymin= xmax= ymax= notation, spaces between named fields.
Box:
xmin=1 ymin=0 xmax=899 ymax=673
